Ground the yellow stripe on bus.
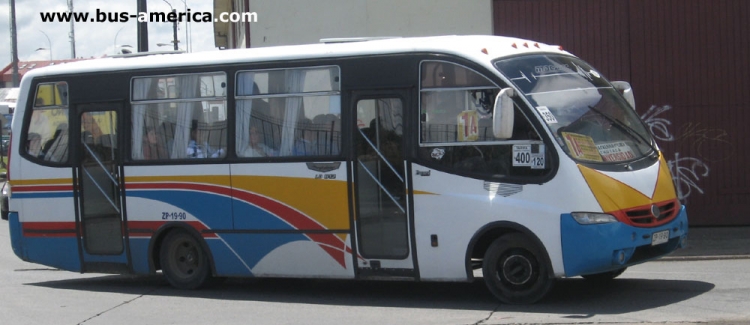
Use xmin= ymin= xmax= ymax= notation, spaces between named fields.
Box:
xmin=578 ymin=155 xmax=677 ymax=213
xmin=232 ymin=175 xmax=350 ymax=230
xmin=11 ymin=178 xmax=73 ymax=186
xmin=124 ymin=175 xmax=232 ymax=187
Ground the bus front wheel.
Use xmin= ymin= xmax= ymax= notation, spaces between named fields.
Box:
xmin=160 ymin=229 xmax=211 ymax=289
xmin=482 ymin=233 xmax=554 ymax=304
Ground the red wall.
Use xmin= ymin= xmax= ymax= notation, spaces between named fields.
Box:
xmin=494 ymin=0 xmax=750 ymax=225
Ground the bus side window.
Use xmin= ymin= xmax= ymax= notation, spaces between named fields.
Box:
xmin=510 ymin=107 xmax=540 ymax=141
xmin=418 ymin=61 xmax=549 ymax=179
xmin=131 ymin=72 xmax=227 ymax=161
xmin=235 ymin=66 xmax=341 ymax=158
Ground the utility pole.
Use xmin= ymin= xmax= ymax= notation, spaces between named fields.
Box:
xmin=68 ymin=0 xmax=76 ymax=58
xmin=137 ymin=0 xmax=149 ymax=52
xmin=180 ymin=0 xmax=190 ymax=52
xmin=163 ymin=1 xmax=179 ymax=51
xmin=9 ymin=0 xmax=20 ymax=86
xmin=171 ymin=9 xmax=179 ymax=51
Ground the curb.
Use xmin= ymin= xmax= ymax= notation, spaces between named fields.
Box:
xmin=661 ymin=255 xmax=750 ymax=262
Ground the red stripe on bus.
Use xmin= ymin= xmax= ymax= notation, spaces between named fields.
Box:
xmin=233 ymin=190 xmax=348 ymax=267
xmin=126 ymin=182 xmax=233 ymax=197
xmin=127 ymin=220 xmax=218 ymax=238
xmin=22 ymin=222 xmax=77 ymax=237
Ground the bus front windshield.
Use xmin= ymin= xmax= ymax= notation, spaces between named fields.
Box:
xmin=494 ymin=55 xmax=656 ymax=164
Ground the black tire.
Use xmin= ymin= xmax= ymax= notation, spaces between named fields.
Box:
xmin=160 ymin=229 xmax=211 ymax=289
xmin=581 ymin=267 xmax=627 ymax=282
xmin=482 ymin=233 xmax=554 ymax=304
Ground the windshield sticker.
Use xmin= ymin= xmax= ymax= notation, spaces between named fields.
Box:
xmin=534 ymin=64 xmax=570 ymax=74
xmin=596 ymin=141 xmax=636 ymax=162
xmin=457 ymin=110 xmax=479 ymax=141
xmin=510 ymin=70 xmax=532 ymax=84
xmin=431 ymin=148 xmax=445 ymax=160
xmin=561 ymin=132 xmax=603 ymax=162
xmin=535 ymin=106 xmax=558 ymax=124
xmin=513 ymin=144 xmax=546 ymax=169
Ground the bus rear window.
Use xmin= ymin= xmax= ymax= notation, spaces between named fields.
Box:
xmin=25 ymin=82 xmax=70 ymax=163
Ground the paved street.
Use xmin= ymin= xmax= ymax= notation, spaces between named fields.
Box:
xmin=1 ymin=220 xmax=749 ymax=325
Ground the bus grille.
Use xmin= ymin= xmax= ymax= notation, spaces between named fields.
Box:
xmin=624 ymin=200 xmax=679 ymax=226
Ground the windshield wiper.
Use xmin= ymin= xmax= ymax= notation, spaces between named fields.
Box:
xmin=587 ymin=105 xmax=658 ymax=157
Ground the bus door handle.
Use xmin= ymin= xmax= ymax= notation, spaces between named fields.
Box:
xmin=306 ymin=162 xmax=342 ymax=173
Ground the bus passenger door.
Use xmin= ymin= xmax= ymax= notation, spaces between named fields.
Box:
xmin=74 ymin=103 xmax=129 ymax=272
xmin=351 ymin=93 xmax=416 ymax=278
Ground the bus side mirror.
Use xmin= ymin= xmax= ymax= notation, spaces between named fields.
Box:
xmin=612 ymin=81 xmax=636 ymax=110
xmin=493 ymin=88 xmax=515 ymax=139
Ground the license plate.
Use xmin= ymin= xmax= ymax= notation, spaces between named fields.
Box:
xmin=651 ymin=230 xmax=670 ymax=246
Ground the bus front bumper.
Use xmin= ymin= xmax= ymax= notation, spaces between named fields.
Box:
xmin=560 ymin=206 xmax=688 ymax=277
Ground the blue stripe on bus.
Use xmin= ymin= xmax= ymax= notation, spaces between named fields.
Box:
xmin=13 ymin=192 xmax=73 ymax=199
xmin=127 ymin=189 xmax=309 ymax=272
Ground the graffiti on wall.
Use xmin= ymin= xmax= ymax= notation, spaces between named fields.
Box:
xmin=639 ymin=105 xmax=734 ymax=201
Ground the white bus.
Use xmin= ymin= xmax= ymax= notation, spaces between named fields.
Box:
xmin=7 ymin=35 xmax=687 ymax=304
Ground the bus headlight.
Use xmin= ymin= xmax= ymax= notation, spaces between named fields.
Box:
xmin=571 ymin=212 xmax=617 ymax=225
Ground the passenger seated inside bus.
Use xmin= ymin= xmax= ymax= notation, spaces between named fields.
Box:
xmin=143 ymin=126 xmax=168 ymax=160
xmin=186 ymin=121 xmax=205 ymax=158
xmin=81 ymin=112 xmax=102 ymax=144
xmin=242 ymin=125 xmax=274 ymax=157
xmin=185 ymin=120 xmax=226 ymax=159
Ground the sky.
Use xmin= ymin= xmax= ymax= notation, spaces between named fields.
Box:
xmin=1 ymin=0 xmax=218 ymax=66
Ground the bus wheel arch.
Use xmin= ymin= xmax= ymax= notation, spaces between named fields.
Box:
xmin=466 ymin=222 xmax=555 ymax=304
xmin=149 ymin=223 xmax=216 ymax=289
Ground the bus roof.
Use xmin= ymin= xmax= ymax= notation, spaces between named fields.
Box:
xmin=22 ymin=35 xmax=569 ymax=80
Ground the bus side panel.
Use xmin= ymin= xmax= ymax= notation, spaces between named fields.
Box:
xmin=411 ymin=160 xmax=598 ymax=280
xmin=411 ymin=167 xmax=557 ymax=281
xmin=124 ymin=165 xmax=234 ymax=274
xmin=127 ymin=237 xmax=152 ymax=274
xmin=10 ymin=163 xmax=81 ymax=272
xmin=204 ymin=238 xmax=256 ymax=277
xmin=8 ymin=211 xmax=82 ymax=272
xmin=229 ymin=162 xmax=355 ymax=279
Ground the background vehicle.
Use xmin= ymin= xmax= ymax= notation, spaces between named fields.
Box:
xmin=1 ymin=173 xmax=7 ymax=220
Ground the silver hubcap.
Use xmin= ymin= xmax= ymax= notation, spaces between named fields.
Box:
xmin=502 ymin=254 xmax=533 ymax=285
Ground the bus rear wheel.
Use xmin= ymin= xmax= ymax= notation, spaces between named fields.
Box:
xmin=160 ymin=229 xmax=211 ymax=289
xmin=482 ymin=233 xmax=554 ymax=304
